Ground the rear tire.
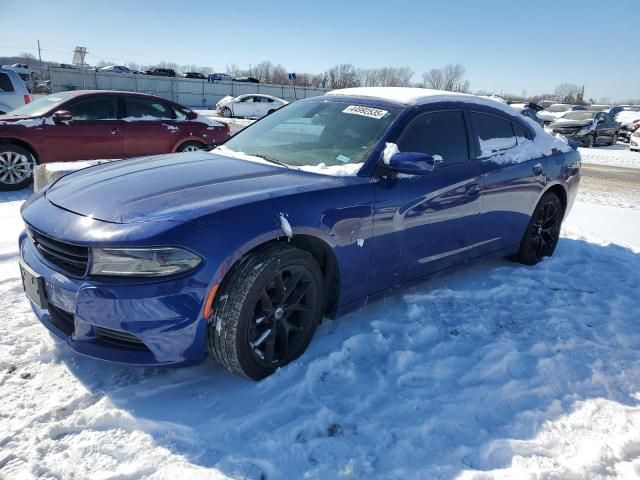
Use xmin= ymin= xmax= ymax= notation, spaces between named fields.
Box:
xmin=177 ymin=141 xmax=205 ymax=153
xmin=208 ymin=243 xmax=324 ymax=380
xmin=0 ymin=144 xmax=36 ymax=191
xmin=610 ymin=133 xmax=618 ymax=145
xmin=512 ymin=192 xmax=563 ymax=266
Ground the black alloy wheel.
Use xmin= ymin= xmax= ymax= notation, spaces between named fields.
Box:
xmin=513 ymin=192 xmax=563 ymax=265
xmin=208 ymin=243 xmax=324 ymax=380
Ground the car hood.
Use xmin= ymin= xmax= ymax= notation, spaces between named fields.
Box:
xmin=216 ymin=96 xmax=235 ymax=107
xmin=45 ymin=152 xmax=340 ymax=224
xmin=0 ymin=115 xmax=45 ymax=125
xmin=549 ymin=118 xmax=593 ymax=128
xmin=538 ymin=111 xmax=569 ymax=120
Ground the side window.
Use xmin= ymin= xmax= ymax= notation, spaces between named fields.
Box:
xmin=514 ymin=124 xmax=530 ymax=145
xmin=66 ymin=96 xmax=116 ymax=121
xmin=124 ymin=97 xmax=175 ymax=119
xmin=471 ymin=112 xmax=517 ymax=156
xmin=0 ymin=73 xmax=14 ymax=92
xmin=397 ymin=110 xmax=469 ymax=166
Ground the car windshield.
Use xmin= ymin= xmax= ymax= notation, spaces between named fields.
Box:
xmin=223 ymin=100 xmax=401 ymax=168
xmin=546 ymin=104 xmax=572 ymax=112
xmin=562 ymin=111 xmax=596 ymax=120
xmin=7 ymin=91 xmax=75 ymax=117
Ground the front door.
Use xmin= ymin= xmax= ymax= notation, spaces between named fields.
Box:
xmin=369 ymin=109 xmax=483 ymax=293
xmin=41 ymin=94 xmax=123 ymax=162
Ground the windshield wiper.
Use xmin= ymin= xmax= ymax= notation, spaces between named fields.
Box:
xmin=251 ymin=153 xmax=291 ymax=169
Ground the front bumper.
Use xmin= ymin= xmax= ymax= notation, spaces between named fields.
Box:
xmin=19 ymin=194 xmax=236 ymax=367
xmin=20 ymin=230 xmax=209 ymax=366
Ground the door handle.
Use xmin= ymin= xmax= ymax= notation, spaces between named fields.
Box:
xmin=533 ymin=163 xmax=544 ymax=176
xmin=109 ymin=128 xmax=120 ymax=135
xmin=465 ymin=183 xmax=480 ymax=196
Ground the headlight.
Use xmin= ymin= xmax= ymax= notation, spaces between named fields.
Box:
xmin=90 ymin=247 xmax=202 ymax=277
xmin=576 ymin=128 xmax=591 ymax=136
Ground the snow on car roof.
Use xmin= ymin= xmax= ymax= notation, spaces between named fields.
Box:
xmin=326 ymin=87 xmax=523 ymax=116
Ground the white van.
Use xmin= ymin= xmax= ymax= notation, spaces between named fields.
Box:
xmin=0 ymin=67 xmax=31 ymax=114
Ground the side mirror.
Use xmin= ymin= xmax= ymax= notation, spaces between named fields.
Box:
xmin=388 ymin=152 xmax=442 ymax=175
xmin=185 ymin=110 xmax=197 ymax=121
xmin=52 ymin=110 xmax=72 ymax=123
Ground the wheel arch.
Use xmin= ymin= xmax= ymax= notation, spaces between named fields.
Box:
xmin=543 ymin=183 xmax=568 ymax=216
xmin=172 ymin=137 xmax=207 ymax=153
xmin=0 ymin=137 xmax=40 ymax=163
xmin=212 ymin=233 xmax=341 ymax=319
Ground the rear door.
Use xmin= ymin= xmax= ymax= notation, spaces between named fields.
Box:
xmin=41 ymin=94 xmax=123 ymax=162
xmin=120 ymin=95 xmax=180 ymax=157
xmin=370 ymin=109 xmax=483 ymax=292
xmin=470 ymin=111 xmax=547 ymax=257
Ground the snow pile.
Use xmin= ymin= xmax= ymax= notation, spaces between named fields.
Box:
xmin=279 ymin=213 xmax=292 ymax=238
xmin=2 ymin=147 xmax=640 ymax=479
xmin=382 ymin=142 xmax=400 ymax=164
xmin=298 ymin=162 xmax=362 ymax=177
xmin=579 ymin=144 xmax=640 ymax=170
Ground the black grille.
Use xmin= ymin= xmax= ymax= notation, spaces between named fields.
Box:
xmin=27 ymin=227 xmax=89 ymax=277
xmin=49 ymin=305 xmax=75 ymax=336
xmin=94 ymin=326 xmax=150 ymax=351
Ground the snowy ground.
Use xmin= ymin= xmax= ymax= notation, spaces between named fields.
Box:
xmin=1 ymin=149 xmax=640 ymax=479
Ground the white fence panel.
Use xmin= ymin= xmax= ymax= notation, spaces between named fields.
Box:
xmin=49 ymin=68 xmax=329 ymax=107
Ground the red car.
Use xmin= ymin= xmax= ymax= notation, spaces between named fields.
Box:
xmin=0 ymin=90 xmax=230 ymax=190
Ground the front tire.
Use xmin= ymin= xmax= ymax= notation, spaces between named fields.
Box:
xmin=208 ymin=244 xmax=324 ymax=380
xmin=610 ymin=133 xmax=618 ymax=145
xmin=0 ymin=144 xmax=36 ymax=191
xmin=220 ymin=106 xmax=232 ymax=118
xmin=583 ymin=135 xmax=594 ymax=148
xmin=512 ymin=192 xmax=563 ymax=266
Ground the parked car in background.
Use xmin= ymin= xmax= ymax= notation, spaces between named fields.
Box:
xmin=182 ymin=72 xmax=206 ymax=79
xmin=208 ymin=73 xmax=234 ymax=82
xmin=0 ymin=67 xmax=31 ymax=114
xmin=538 ymin=104 xmax=586 ymax=126
xmin=17 ymin=87 xmax=580 ymax=380
xmin=0 ymin=90 xmax=229 ymax=190
xmin=144 ymin=68 xmax=176 ymax=77
xmin=216 ymin=94 xmax=288 ymax=118
xmin=549 ymin=110 xmax=619 ymax=147
xmin=234 ymin=76 xmax=260 ymax=83
xmin=99 ymin=65 xmax=135 ymax=74
xmin=615 ymin=110 xmax=640 ymax=142
xmin=2 ymin=63 xmax=31 ymax=76
xmin=509 ymin=103 xmax=544 ymax=126
xmin=619 ymin=119 xmax=640 ymax=143
xmin=630 ymin=128 xmax=640 ymax=152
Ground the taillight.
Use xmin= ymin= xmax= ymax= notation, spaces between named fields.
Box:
xmin=24 ymin=95 xmax=31 ymax=104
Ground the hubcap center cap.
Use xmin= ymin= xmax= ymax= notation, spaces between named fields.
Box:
xmin=274 ymin=307 xmax=284 ymax=320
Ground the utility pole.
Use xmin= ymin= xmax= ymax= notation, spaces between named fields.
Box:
xmin=37 ymin=40 xmax=42 ymax=67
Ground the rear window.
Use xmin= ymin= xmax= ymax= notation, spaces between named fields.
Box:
xmin=0 ymin=73 xmax=15 ymax=92
xmin=472 ymin=112 xmax=517 ymax=156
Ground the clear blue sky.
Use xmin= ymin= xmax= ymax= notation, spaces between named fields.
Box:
xmin=1 ymin=0 xmax=638 ymax=101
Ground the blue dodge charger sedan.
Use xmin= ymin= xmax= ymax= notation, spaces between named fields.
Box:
xmin=19 ymin=87 xmax=581 ymax=380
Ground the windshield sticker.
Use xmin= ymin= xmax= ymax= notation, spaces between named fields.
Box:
xmin=342 ymin=105 xmax=388 ymax=119
xmin=336 ymin=154 xmax=351 ymax=164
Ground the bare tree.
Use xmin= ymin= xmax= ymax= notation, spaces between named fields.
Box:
xmin=357 ymin=67 xmax=414 ymax=87
xmin=554 ymin=83 xmax=582 ymax=103
xmin=323 ymin=64 xmax=358 ymax=89
xmin=422 ymin=64 xmax=470 ymax=92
